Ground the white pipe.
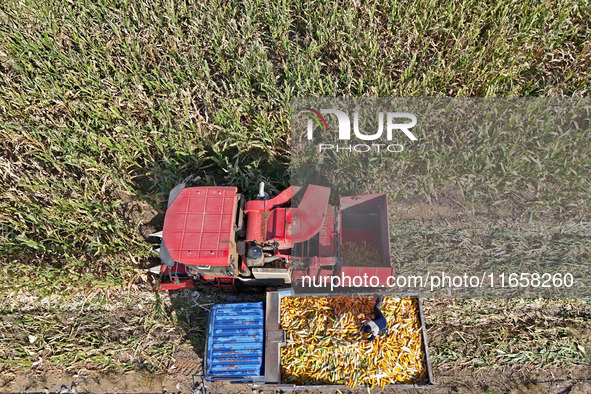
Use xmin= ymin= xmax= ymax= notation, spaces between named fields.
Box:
xmin=258 ymin=182 xmax=265 ymax=198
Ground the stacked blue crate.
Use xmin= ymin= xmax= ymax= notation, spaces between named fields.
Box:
xmin=204 ymin=302 xmax=264 ymax=382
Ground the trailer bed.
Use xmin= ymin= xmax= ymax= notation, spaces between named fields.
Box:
xmin=203 ymin=290 xmax=433 ymax=389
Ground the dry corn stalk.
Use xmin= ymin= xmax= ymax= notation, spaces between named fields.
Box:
xmin=342 ymin=241 xmax=381 ymax=267
xmin=280 ymin=296 xmax=426 ymax=388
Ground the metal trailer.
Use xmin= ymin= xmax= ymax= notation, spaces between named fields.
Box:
xmin=200 ymin=289 xmax=433 ymax=390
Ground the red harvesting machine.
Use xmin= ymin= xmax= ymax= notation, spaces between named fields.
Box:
xmin=150 ymin=182 xmax=393 ymax=291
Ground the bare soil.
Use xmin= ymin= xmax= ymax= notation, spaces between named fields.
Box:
xmin=3 ymin=364 xmax=589 ymax=393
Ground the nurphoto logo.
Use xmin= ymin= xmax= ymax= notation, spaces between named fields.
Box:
xmin=303 ymin=108 xmax=418 ymax=153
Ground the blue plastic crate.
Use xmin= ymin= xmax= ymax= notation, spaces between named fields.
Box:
xmin=204 ymin=302 xmax=264 ymax=381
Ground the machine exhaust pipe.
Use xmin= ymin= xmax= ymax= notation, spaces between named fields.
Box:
xmin=256 ymin=182 xmax=269 ymax=200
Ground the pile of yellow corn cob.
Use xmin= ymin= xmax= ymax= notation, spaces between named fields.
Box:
xmin=280 ymin=296 xmax=426 ymax=388
xmin=342 ymin=241 xmax=381 ymax=267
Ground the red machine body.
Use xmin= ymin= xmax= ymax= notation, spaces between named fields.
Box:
xmin=162 ymin=187 xmax=239 ymax=266
xmin=156 ymin=184 xmax=393 ymax=291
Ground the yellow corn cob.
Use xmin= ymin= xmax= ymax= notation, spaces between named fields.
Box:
xmin=279 ymin=296 xmax=427 ymax=388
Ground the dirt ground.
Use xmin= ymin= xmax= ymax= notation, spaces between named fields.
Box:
xmin=3 ymin=362 xmax=590 ymax=393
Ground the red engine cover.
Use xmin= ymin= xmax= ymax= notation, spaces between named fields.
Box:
xmin=162 ymin=186 xmax=237 ymax=266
